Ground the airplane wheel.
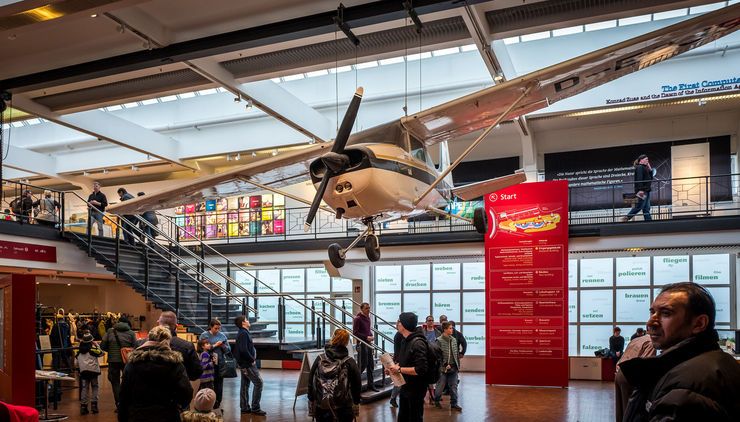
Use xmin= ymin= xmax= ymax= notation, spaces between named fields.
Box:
xmin=364 ymin=234 xmax=381 ymax=262
xmin=473 ymin=207 xmax=488 ymax=234
xmin=328 ymin=243 xmax=346 ymax=268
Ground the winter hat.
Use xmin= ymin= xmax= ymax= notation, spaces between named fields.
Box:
xmin=82 ymin=333 xmax=94 ymax=343
xmin=119 ymin=315 xmax=129 ymax=325
xmin=194 ymin=388 xmax=217 ymax=412
xmin=399 ymin=312 xmax=418 ymax=332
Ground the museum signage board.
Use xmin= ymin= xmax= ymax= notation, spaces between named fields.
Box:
xmin=485 ymin=180 xmax=568 ymax=387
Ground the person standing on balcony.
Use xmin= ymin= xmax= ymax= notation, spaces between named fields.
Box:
xmin=117 ymin=188 xmax=137 ymax=245
xmin=199 ymin=319 xmax=230 ymax=409
xmin=87 ymin=181 xmax=108 ymax=235
xmin=353 ymin=303 xmax=377 ymax=391
xmin=624 ymin=154 xmax=653 ymax=222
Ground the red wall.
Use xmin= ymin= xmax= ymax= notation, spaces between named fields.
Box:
xmin=0 ymin=274 xmax=37 ymax=406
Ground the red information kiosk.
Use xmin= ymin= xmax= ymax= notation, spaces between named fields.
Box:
xmin=485 ymin=180 xmax=569 ymax=387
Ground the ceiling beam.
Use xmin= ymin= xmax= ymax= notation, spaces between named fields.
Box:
xmin=459 ymin=2 xmax=505 ymax=82
xmin=188 ymin=58 xmax=333 ymax=142
xmin=0 ymin=0 xmax=493 ymax=92
xmin=3 ymin=144 xmax=91 ymax=189
xmin=11 ymin=94 xmax=196 ymax=171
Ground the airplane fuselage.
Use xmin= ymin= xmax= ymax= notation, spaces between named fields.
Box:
xmin=309 ymin=122 xmax=451 ymax=223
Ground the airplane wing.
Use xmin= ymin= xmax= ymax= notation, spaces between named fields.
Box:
xmin=107 ymin=142 xmax=333 ymax=214
xmin=451 ymin=172 xmax=526 ymax=201
xmin=402 ymin=4 xmax=740 ymax=144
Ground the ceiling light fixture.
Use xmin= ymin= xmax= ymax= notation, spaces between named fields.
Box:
xmin=226 ymin=154 xmax=232 ymax=161
xmin=131 ymin=165 xmax=138 ymax=171
xmin=235 ymin=153 xmax=241 ymax=160
xmin=103 ymin=169 xmax=109 ymax=174
xmin=83 ymin=171 xmax=89 ymax=176
xmin=246 ymin=99 xmax=253 ymax=109
xmin=234 ymin=95 xmax=241 ymax=103
xmin=272 ymin=149 xmax=278 ymax=156
xmin=251 ymin=152 xmax=257 ymax=157
xmin=90 ymin=13 xmax=98 ymax=18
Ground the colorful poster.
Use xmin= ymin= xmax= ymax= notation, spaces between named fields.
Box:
xmin=216 ymin=198 xmax=228 ymax=211
xmin=227 ymin=197 xmax=238 ymax=210
xmin=206 ymin=200 xmax=216 ymax=211
xmin=250 ymin=195 xmax=261 ymax=209
xmin=195 ymin=202 xmax=206 ymax=212
xmin=238 ymin=222 xmax=250 ymax=236
xmin=261 ymin=221 xmax=273 ymax=235
xmin=485 ymin=180 xmax=568 ymax=387
xmin=174 ymin=206 xmax=184 ymax=215
xmin=273 ymin=220 xmax=285 ymax=234
xmin=239 ymin=196 xmax=249 ymax=209
xmin=261 ymin=194 xmax=273 ymax=208
xmin=185 ymin=204 xmax=196 ymax=214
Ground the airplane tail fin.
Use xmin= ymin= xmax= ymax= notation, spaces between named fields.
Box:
xmin=451 ymin=170 xmax=526 ymax=201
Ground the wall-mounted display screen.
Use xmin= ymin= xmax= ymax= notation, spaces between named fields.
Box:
xmin=376 ymin=266 xmax=402 ymax=291
xmin=692 ymin=254 xmax=729 ymax=284
xmin=616 ymin=257 xmax=651 ymax=286
xmin=433 ymin=263 xmax=460 ymax=290
xmin=404 ymin=264 xmax=430 ymax=291
xmin=653 ymin=255 xmax=689 ymax=285
xmin=579 ymin=258 xmax=613 ymax=287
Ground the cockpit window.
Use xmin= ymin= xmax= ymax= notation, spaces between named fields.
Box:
xmin=409 ymin=135 xmax=434 ymax=167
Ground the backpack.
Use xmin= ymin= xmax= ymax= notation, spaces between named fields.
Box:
xmin=312 ymin=353 xmax=352 ymax=410
xmin=10 ymin=197 xmax=22 ymax=215
xmin=413 ymin=336 xmax=443 ymax=385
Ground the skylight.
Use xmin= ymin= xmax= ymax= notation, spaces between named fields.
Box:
xmin=159 ymin=95 xmax=178 ymax=102
xmin=283 ymin=73 xmax=305 ymax=81
xmin=355 ymin=61 xmax=378 ymax=69
xmin=379 ymin=56 xmax=405 ymax=65
xmin=141 ymin=98 xmax=159 ymax=105
xmin=197 ymin=88 xmax=218 ymax=95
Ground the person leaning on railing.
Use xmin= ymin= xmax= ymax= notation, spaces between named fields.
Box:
xmin=87 ymin=181 xmax=108 ymax=235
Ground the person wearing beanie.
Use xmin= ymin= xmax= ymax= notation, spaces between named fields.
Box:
xmin=76 ymin=331 xmax=103 ymax=415
xmin=385 ymin=312 xmax=428 ymax=422
xmin=181 ymin=388 xmax=222 ymax=422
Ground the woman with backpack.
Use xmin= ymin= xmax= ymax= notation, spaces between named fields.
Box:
xmin=308 ymin=329 xmax=361 ymax=422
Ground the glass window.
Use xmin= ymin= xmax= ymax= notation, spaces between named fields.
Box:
xmin=568 ymin=259 xmax=578 ymax=288
xmin=568 ymin=290 xmax=578 ymax=323
xmin=462 ymin=262 xmax=485 ymax=289
xmin=235 ymin=270 xmax=256 ymax=291
xmin=616 ymin=289 xmax=651 ymax=322
xmin=461 ymin=325 xmax=485 ymax=356
xmin=258 ymin=296 xmax=279 ymax=321
xmin=433 ymin=292 xmax=460 ymax=322
xmin=580 ymin=258 xmax=613 ymax=287
xmin=580 ymin=325 xmax=611 ymax=356
xmin=568 ymin=325 xmax=578 ymax=356
xmin=580 ymin=290 xmax=613 ymax=322
xmin=333 ymin=298 xmax=354 ymax=322
xmin=621 ymin=326 xmax=647 ymax=345
xmin=375 ymin=293 xmax=402 ymax=323
xmin=376 ymin=265 xmax=402 ymax=291
xmin=257 ymin=269 xmax=280 ymax=293
xmin=707 ymin=287 xmax=731 ymax=324
xmin=282 ymin=268 xmax=305 ymax=293
xmin=403 ymin=293 xmax=430 ymax=320
xmin=332 ymin=277 xmax=352 ymax=292
xmin=616 ymin=257 xmax=651 ymax=286
xmin=408 ymin=135 xmax=432 ymax=166
xmin=692 ymin=254 xmax=730 ymax=284
xmin=306 ymin=268 xmax=330 ymax=292
xmin=433 ymin=263 xmax=460 ymax=290
xmin=461 ymin=292 xmax=485 ymax=323
xmin=404 ymin=264 xmax=430 ymax=291
xmin=285 ymin=323 xmax=305 ymax=337
xmin=284 ymin=297 xmax=305 ymax=322
xmin=653 ymin=255 xmax=689 ymax=285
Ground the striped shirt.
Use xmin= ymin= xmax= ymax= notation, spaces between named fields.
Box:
xmin=200 ymin=352 xmax=214 ymax=382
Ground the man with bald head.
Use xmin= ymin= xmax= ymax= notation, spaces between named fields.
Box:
xmin=621 ymin=283 xmax=740 ymax=421
xmin=155 ymin=311 xmax=203 ymax=381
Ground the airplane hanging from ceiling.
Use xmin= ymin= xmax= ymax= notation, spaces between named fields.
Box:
xmin=109 ymin=4 xmax=740 ymax=267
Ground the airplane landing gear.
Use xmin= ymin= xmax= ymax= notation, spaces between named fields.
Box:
xmin=473 ymin=207 xmax=488 ymax=234
xmin=326 ymin=221 xmax=379 ymax=268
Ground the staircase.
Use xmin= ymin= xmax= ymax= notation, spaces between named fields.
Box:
xmin=65 ymin=232 xmax=275 ymax=339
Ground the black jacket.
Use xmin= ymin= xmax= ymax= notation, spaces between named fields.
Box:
xmin=234 ymin=327 xmax=256 ymax=367
xmin=633 ymin=164 xmax=653 ymax=193
xmin=118 ymin=346 xmax=193 ymax=422
xmin=398 ymin=328 xmax=429 ymax=398
xmin=609 ymin=335 xmax=625 ymax=354
xmin=621 ymin=331 xmax=740 ymax=422
xmin=307 ymin=344 xmax=361 ymax=406
xmin=87 ymin=191 xmax=108 ymax=212
xmin=393 ymin=331 xmax=404 ymax=363
xmin=136 ymin=328 xmax=203 ymax=381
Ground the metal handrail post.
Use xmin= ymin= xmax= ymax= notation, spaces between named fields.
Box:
xmin=278 ymin=297 xmax=285 ymax=343
xmin=706 ymin=175 xmax=710 ymax=216
xmin=226 ymin=262 xmax=231 ymax=321
xmin=86 ymin=208 xmax=92 ymax=256
xmin=115 ymin=222 xmax=120 ymax=279
xmin=175 ymin=269 xmax=181 ymax=320
xmin=207 ymin=294 xmax=212 ymax=323
xmin=144 ymin=249 xmax=150 ymax=301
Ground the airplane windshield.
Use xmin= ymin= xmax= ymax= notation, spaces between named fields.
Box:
xmin=346 ymin=122 xmax=404 ymax=148
xmin=409 ymin=135 xmax=435 ymax=168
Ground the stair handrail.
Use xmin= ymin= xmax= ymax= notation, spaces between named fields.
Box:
xmin=63 ymin=191 xmax=257 ymax=313
xmin=64 ymin=230 xmax=209 ymax=333
xmin=311 ymin=296 xmax=394 ymax=345
xmin=134 ymin=213 xmax=259 ymax=303
xmin=329 ymin=295 xmax=397 ymax=331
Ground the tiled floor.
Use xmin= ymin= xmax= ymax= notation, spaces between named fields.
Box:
xmin=49 ymin=368 xmax=615 ymax=421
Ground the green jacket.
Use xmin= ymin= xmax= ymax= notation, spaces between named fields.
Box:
xmin=100 ymin=322 xmax=136 ymax=364
xmin=436 ymin=334 xmax=459 ymax=373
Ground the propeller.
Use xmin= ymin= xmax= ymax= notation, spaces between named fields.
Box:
xmin=304 ymin=87 xmax=364 ymax=232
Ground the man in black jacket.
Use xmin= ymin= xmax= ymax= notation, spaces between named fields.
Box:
xmin=234 ymin=315 xmax=265 ymax=416
xmin=624 ymin=154 xmax=653 ymax=222
xmin=386 ymin=312 xmax=427 ymax=422
xmin=117 ymin=188 xmax=137 ymax=245
xmin=87 ymin=181 xmax=108 ymax=235
xmin=154 ymin=311 xmax=203 ymax=382
xmin=621 ymin=282 xmax=740 ymax=421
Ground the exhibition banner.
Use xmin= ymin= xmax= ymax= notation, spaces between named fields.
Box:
xmin=0 ymin=240 xmax=56 ymax=263
xmin=485 ymin=180 xmax=568 ymax=387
